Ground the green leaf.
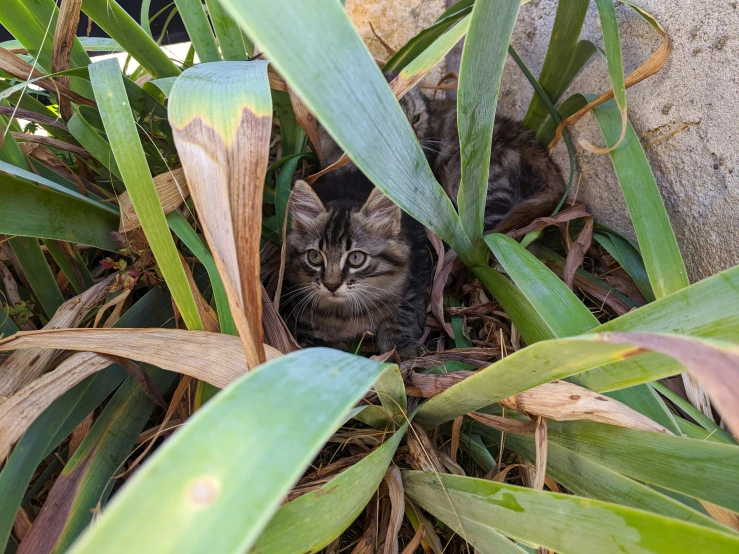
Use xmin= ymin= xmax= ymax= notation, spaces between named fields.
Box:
xmin=68 ymin=109 xmax=123 ymax=181
xmin=384 ymin=0 xmax=473 ymax=72
xmin=404 ymin=471 xmax=739 ymax=553
xmin=456 ymin=0 xmax=520 ymax=239
xmin=252 ymin=424 xmax=407 ymax=553
xmin=89 ymin=58 xmax=203 ymax=331
xmin=0 ymin=172 xmax=119 ymax=251
xmin=591 ymin=99 xmax=688 ymax=298
xmin=472 ymin=265 xmax=554 ymax=344
xmin=523 ymin=0 xmax=589 ymax=130
xmin=19 ymin=367 xmax=177 ymax=553
xmin=166 ymin=211 xmax=236 ymax=336
xmin=546 ymin=420 xmax=739 ymax=513
xmin=68 ymin=349 xmax=387 ymax=554
xmin=593 ymin=230 xmax=655 ymax=302
xmin=475 ymin=424 xmax=727 ymax=531
xmin=81 ymin=0 xmax=181 ymax=78
xmin=594 ymin=0 xmax=626 ymax=114
xmin=8 ymin=237 xmax=64 ymax=319
xmin=484 ymin=234 xmax=599 ymax=336
xmin=219 ymin=0 xmax=475 ymax=263
xmin=355 ymin=364 xmax=407 ymax=430
xmin=205 ymin=0 xmax=253 ymax=60
xmin=41 ymin=240 xmax=85 ymax=295
xmin=174 ymin=0 xmax=221 ymax=62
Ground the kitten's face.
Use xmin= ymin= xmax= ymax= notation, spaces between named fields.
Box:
xmin=286 ymin=182 xmax=409 ymax=312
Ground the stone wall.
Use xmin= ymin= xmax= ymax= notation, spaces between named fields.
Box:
xmin=347 ymin=0 xmax=738 ymax=281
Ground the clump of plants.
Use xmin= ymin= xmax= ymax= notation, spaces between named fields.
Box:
xmin=0 ymin=1 xmax=737 ymax=553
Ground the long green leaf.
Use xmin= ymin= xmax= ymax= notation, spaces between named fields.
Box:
xmin=81 ymin=0 xmax=180 ymax=78
xmin=546 ymin=420 xmax=739 ymax=513
xmin=404 ymin=471 xmax=739 ymax=553
xmin=174 ymin=0 xmax=221 ymax=62
xmin=523 ymin=0 xmax=589 ymax=130
xmin=591 ymin=99 xmax=688 ymax=298
xmin=252 ymin=424 xmax=407 ymax=553
xmin=19 ymin=367 xmax=177 ymax=553
xmin=8 ymin=237 xmax=64 ymax=319
xmin=0 ymin=288 xmax=173 ymax=549
xmin=474 ymin=424 xmax=727 ymax=531
xmin=593 ymin=229 xmax=655 ymax=302
xmin=594 ymin=0 xmax=626 ymax=115
xmin=457 ymin=0 xmax=520 ymax=239
xmin=484 ymin=234 xmax=599 ymax=336
xmin=0 ymin=173 xmax=118 ymax=251
xmin=68 ymin=349 xmax=387 ymax=554
xmin=472 ymin=265 xmax=553 ymax=344
xmin=68 ymin=109 xmax=123 ymax=181
xmin=89 ymin=58 xmax=202 ymax=330
xmin=219 ymin=0 xmax=476 ymax=263
xmin=205 ymin=0 xmax=252 ymax=60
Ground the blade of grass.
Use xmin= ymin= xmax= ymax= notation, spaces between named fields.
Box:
xmin=523 ymin=0 xmax=589 ymax=131
xmin=174 ymin=0 xmax=221 ymax=62
xmin=89 ymin=58 xmax=202 ymax=331
xmin=7 ymin=237 xmax=64 ymax=320
xmin=590 ymin=98 xmax=688 ymax=298
xmin=68 ymin=349 xmax=388 ymax=554
xmin=457 ymin=0 xmax=520 ymax=240
xmin=537 ymin=93 xmax=588 ymax=146
xmin=483 ymin=233 xmax=599 ymax=336
xmin=41 ymin=240 xmax=85 ymax=294
xmin=404 ymin=471 xmax=739 ymax=553
xmin=81 ymin=0 xmax=180 ymax=78
xmin=205 ymin=0 xmax=253 ymax=60
xmin=0 ymin=172 xmax=119 ymax=251
xmin=593 ymin=230 xmax=655 ymax=302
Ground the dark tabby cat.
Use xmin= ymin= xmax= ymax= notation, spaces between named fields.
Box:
xmin=282 ymin=170 xmax=432 ymax=355
xmin=320 ymin=81 xmax=565 ymax=232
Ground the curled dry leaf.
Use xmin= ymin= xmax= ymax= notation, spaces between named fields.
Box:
xmin=407 ymin=423 xmax=446 ymax=473
xmin=428 ymin=232 xmax=455 ymax=339
xmin=51 ymin=0 xmax=83 ymax=120
xmin=533 ymin=416 xmax=548 ymax=491
xmin=469 ymin=412 xmax=538 ymax=435
xmin=10 ymin=133 xmax=91 ymax=158
xmin=287 ymin=86 xmax=323 ymax=166
xmin=383 ymin=466 xmax=404 ymax=554
xmin=499 ymin=379 xmax=669 ymax=434
xmin=0 ymin=273 xmax=119 ymax=397
xmin=563 ymin=217 xmax=594 ymax=290
xmin=119 ymin=168 xmax=189 ymax=233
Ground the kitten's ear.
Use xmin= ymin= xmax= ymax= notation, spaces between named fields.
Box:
xmin=360 ymin=187 xmax=402 ymax=236
xmin=289 ymin=180 xmax=325 ymax=230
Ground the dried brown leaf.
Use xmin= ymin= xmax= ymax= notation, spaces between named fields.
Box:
xmin=51 ymin=0 xmax=83 ymax=120
xmin=499 ymin=379 xmax=669 ymax=433
xmin=533 ymin=416 xmax=548 ymax=491
xmin=469 ymin=412 xmax=538 ymax=435
xmin=383 ymin=466 xmax=404 ymax=554
xmin=0 ymin=274 xmax=119 ymax=397
xmin=287 ymin=87 xmax=323 ymax=166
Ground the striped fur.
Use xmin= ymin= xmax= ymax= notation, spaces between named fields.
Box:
xmin=283 ymin=172 xmax=432 ymax=355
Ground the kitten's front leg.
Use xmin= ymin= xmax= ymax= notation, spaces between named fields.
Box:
xmin=377 ymin=305 xmax=424 ymax=357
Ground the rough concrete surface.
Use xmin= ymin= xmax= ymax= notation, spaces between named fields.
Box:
xmin=349 ymin=0 xmax=738 ymax=281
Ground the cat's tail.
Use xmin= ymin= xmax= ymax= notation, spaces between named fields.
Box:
xmin=490 ymin=192 xmax=566 ymax=235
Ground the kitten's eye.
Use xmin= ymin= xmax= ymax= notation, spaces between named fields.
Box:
xmin=347 ymin=251 xmax=367 ymax=267
xmin=307 ymin=249 xmax=323 ymax=265
xmin=412 ymin=113 xmax=421 ymax=124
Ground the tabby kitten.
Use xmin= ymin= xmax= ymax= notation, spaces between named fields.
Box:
xmin=319 ymin=82 xmax=565 ymax=232
xmin=283 ymin=170 xmax=432 ymax=355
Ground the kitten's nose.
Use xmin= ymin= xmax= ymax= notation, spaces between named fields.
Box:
xmin=324 ymin=282 xmax=341 ymax=293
